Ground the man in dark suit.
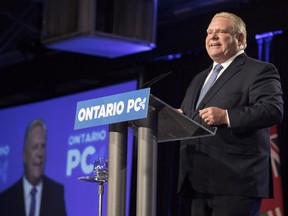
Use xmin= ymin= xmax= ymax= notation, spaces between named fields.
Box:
xmin=177 ymin=12 xmax=284 ymax=216
xmin=0 ymin=118 xmax=67 ymax=216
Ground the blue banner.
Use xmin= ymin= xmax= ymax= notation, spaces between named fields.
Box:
xmin=74 ymin=88 xmax=150 ymax=129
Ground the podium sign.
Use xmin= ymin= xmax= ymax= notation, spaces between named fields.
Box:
xmin=74 ymin=88 xmax=150 ymax=130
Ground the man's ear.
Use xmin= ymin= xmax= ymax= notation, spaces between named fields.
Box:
xmin=237 ymin=33 xmax=244 ymax=46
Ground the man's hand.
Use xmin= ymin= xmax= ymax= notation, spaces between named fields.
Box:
xmin=199 ymin=107 xmax=227 ymax=126
xmin=176 ymin=108 xmax=183 ymax=114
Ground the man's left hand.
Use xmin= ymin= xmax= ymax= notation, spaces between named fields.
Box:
xmin=199 ymin=106 xmax=227 ymax=126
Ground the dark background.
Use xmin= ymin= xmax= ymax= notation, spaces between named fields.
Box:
xmin=0 ymin=0 xmax=287 ymax=215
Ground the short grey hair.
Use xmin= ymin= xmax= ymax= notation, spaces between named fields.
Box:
xmin=24 ymin=118 xmax=47 ymax=149
xmin=212 ymin=12 xmax=247 ymax=49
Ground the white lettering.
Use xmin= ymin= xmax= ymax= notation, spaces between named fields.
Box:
xmin=78 ymin=108 xmax=86 ymax=122
xmin=85 ymin=107 xmax=94 ymax=120
xmin=66 ymin=149 xmax=81 ymax=176
xmin=93 ymin=106 xmax=100 ymax=118
xmin=68 ymin=130 xmax=107 ymax=145
xmin=106 ymin=103 xmax=114 ymax=116
xmin=66 ymin=146 xmax=97 ymax=176
xmin=134 ymin=97 xmax=142 ymax=111
xmin=81 ymin=146 xmax=95 ymax=174
xmin=127 ymin=99 xmax=134 ymax=113
xmin=98 ymin=105 xmax=106 ymax=118
xmin=116 ymin=101 xmax=124 ymax=114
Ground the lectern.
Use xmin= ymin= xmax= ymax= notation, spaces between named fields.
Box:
xmin=106 ymin=93 xmax=216 ymax=216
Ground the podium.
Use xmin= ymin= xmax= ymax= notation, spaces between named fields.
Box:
xmin=131 ymin=94 xmax=217 ymax=142
xmin=106 ymin=93 xmax=216 ymax=216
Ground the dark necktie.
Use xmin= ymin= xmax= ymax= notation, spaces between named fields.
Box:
xmin=29 ymin=187 xmax=37 ymax=216
xmin=196 ymin=64 xmax=223 ymax=108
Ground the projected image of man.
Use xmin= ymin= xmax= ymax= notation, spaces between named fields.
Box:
xmin=0 ymin=118 xmax=67 ymax=216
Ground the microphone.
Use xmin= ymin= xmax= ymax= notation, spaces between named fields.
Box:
xmin=142 ymin=71 xmax=173 ymax=88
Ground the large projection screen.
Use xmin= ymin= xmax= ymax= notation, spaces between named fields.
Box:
xmin=0 ymin=80 xmax=137 ymax=216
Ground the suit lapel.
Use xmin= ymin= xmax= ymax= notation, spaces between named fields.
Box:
xmin=196 ymin=53 xmax=246 ymax=109
xmin=15 ymin=179 xmax=26 ymax=215
xmin=40 ymin=176 xmax=47 ymax=215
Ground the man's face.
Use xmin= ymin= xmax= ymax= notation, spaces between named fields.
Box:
xmin=205 ymin=17 xmax=240 ymax=63
xmin=23 ymin=125 xmax=46 ymax=185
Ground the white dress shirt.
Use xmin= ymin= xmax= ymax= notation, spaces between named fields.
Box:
xmin=23 ymin=176 xmax=43 ymax=216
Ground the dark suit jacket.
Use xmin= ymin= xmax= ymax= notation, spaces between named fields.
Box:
xmin=0 ymin=175 xmax=67 ymax=216
xmin=178 ymin=53 xmax=284 ymax=198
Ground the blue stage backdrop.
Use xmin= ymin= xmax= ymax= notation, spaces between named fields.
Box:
xmin=0 ymin=80 xmax=137 ymax=216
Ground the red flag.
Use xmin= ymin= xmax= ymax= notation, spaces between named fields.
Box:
xmin=260 ymin=125 xmax=284 ymax=216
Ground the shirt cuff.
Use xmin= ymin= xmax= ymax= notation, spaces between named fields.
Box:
xmin=225 ymin=109 xmax=231 ymax=127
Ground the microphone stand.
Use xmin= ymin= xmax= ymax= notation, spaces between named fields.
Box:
xmin=142 ymin=71 xmax=173 ymax=88
xmin=78 ymin=158 xmax=108 ymax=216
xmin=97 ymin=180 xmax=106 ymax=216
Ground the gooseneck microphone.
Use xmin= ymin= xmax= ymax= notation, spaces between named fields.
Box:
xmin=141 ymin=71 xmax=173 ymax=88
